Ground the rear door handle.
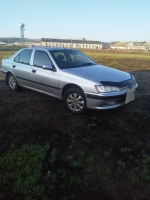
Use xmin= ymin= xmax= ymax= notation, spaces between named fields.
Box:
xmin=32 ymin=69 xmax=36 ymax=73
xmin=12 ymin=65 xmax=16 ymax=68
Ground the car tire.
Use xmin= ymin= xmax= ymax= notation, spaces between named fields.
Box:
xmin=8 ymin=73 xmax=20 ymax=91
xmin=63 ymin=87 xmax=87 ymax=114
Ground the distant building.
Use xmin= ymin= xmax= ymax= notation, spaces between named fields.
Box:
xmin=0 ymin=37 xmax=41 ymax=46
xmin=111 ymin=42 xmax=131 ymax=49
xmin=0 ymin=37 xmax=20 ymax=44
xmin=1 ymin=37 xmax=149 ymax=50
xmin=142 ymin=41 xmax=150 ymax=50
xmin=0 ymin=41 xmax=6 ymax=45
xmin=41 ymin=38 xmax=102 ymax=49
xmin=101 ymin=42 xmax=111 ymax=49
xmin=111 ymin=41 xmax=150 ymax=50
xmin=130 ymin=42 xmax=145 ymax=50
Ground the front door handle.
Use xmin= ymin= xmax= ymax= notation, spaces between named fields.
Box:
xmin=12 ymin=65 xmax=16 ymax=68
xmin=32 ymin=69 xmax=36 ymax=73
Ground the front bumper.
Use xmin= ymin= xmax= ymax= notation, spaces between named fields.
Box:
xmin=85 ymin=83 xmax=138 ymax=110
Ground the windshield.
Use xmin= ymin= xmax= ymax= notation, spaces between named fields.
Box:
xmin=50 ymin=49 xmax=96 ymax=69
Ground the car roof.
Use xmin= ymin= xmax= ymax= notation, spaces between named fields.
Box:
xmin=10 ymin=46 xmax=78 ymax=60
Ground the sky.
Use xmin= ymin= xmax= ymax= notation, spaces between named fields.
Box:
xmin=0 ymin=0 xmax=150 ymax=42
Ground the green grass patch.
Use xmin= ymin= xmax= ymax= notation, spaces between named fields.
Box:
xmin=0 ymin=143 xmax=99 ymax=199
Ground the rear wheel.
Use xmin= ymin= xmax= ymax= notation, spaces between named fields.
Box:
xmin=63 ymin=87 xmax=87 ymax=114
xmin=8 ymin=73 xmax=20 ymax=91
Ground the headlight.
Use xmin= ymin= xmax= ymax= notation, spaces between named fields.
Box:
xmin=132 ymin=75 xmax=135 ymax=81
xmin=95 ymin=85 xmax=120 ymax=93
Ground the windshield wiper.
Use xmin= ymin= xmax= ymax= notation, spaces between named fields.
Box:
xmin=81 ymin=63 xmax=96 ymax=66
xmin=64 ymin=63 xmax=96 ymax=68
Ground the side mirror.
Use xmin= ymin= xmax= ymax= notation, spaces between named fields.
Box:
xmin=42 ymin=64 xmax=56 ymax=71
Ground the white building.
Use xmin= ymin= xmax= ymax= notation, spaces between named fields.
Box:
xmin=0 ymin=41 xmax=6 ymax=45
xmin=111 ymin=41 xmax=150 ymax=50
xmin=41 ymin=38 xmax=102 ymax=49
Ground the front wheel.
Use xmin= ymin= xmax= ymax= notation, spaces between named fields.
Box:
xmin=8 ymin=73 xmax=20 ymax=91
xmin=63 ymin=87 xmax=87 ymax=114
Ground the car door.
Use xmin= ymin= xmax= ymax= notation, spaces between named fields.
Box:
xmin=31 ymin=50 xmax=59 ymax=97
xmin=12 ymin=49 xmax=33 ymax=87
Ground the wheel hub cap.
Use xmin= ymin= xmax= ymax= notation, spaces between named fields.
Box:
xmin=9 ymin=75 xmax=16 ymax=89
xmin=67 ymin=93 xmax=84 ymax=111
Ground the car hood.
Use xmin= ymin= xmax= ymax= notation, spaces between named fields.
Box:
xmin=62 ymin=64 xmax=132 ymax=83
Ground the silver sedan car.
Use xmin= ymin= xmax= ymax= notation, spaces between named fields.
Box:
xmin=1 ymin=47 xmax=138 ymax=114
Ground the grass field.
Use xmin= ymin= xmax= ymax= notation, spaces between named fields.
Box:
xmin=0 ymin=45 xmax=27 ymax=67
xmin=84 ymin=50 xmax=150 ymax=71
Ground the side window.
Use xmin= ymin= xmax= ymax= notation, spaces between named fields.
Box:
xmin=33 ymin=51 xmax=52 ymax=68
xmin=14 ymin=49 xmax=32 ymax=65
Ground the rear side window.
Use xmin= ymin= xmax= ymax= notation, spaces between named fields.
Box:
xmin=14 ymin=54 xmax=20 ymax=62
xmin=14 ymin=49 xmax=32 ymax=65
xmin=33 ymin=51 xmax=52 ymax=68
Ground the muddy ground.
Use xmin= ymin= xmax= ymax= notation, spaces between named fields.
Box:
xmin=0 ymin=70 xmax=150 ymax=199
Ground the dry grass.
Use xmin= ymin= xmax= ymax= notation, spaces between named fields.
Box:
xmin=82 ymin=49 xmax=150 ymax=71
